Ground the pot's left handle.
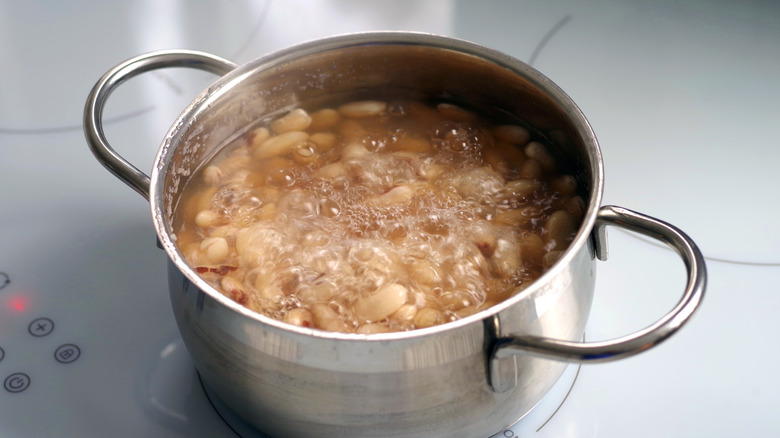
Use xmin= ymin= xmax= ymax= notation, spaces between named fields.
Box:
xmin=84 ymin=50 xmax=238 ymax=200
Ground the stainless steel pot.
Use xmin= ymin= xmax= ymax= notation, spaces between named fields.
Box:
xmin=84 ymin=32 xmax=706 ymax=438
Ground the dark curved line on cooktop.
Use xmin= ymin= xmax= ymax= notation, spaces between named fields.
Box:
xmin=198 ymin=371 xmax=244 ymax=438
xmin=229 ymin=0 xmax=274 ymax=61
xmin=614 ymin=227 xmax=780 ymax=267
xmin=1 ymin=1 xmax=273 ymax=138
xmin=528 ymin=14 xmax=572 ymax=67
xmin=0 ymin=106 xmax=156 ymax=135
xmin=536 ymin=364 xmax=581 ymax=432
xmin=525 ymin=14 xmax=777 ymax=268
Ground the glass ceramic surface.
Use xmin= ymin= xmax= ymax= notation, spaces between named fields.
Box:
xmin=1 ymin=1 xmax=778 ymax=437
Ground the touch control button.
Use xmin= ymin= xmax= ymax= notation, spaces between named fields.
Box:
xmin=4 ymin=373 xmax=30 ymax=393
xmin=54 ymin=344 xmax=81 ymax=364
xmin=28 ymin=317 xmax=54 ymax=337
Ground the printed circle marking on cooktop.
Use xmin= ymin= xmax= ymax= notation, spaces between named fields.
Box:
xmin=54 ymin=344 xmax=81 ymax=364
xmin=28 ymin=318 xmax=54 ymax=337
xmin=4 ymin=373 xmax=30 ymax=393
xmin=0 ymin=272 xmax=9 ymax=290
xmin=0 ymin=347 xmax=4 ymax=363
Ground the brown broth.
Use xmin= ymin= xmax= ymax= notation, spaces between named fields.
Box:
xmin=174 ymin=99 xmax=584 ymax=333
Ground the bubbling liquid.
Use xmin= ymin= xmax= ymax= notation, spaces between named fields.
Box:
xmin=175 ymin=99 xmax=585 ymax=333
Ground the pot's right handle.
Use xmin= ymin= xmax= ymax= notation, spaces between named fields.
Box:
xmin=489 ymin=205 xmax=706 ymax=392
xmin=84 ymin=50 xmax=238 ymax=201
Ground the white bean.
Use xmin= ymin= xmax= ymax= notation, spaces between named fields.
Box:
xmin=341 ymin=142 xmax=370 ymax=160
xmin=354 ymin=283 xmax=408 ymax=323
xmin=254 ymin=131 xmax=309 ymax=159
xmin=249 ymin=127 xmax=271 ymax=149
xmin=421 ymin=163 xmax=444 ymax=181
xmin=491 ymin=238 xmax=521 ymax=277
xmin=283 ymin=308 xmax=314 ymax=327
xmin=221 ymin=276 xmax=243 ymax=292
xmin=469 ymin=222 xmax=499 ymax=258
xmin=545 ymin=209 xmax=578 ymax=249
xmin=338 ymin=100 xmax=387 ymax=118
xmin=256 ymin=202 xmax=277 ymax=221
xmin=316 ymin=162 xmax=346 ymax=179
xmin=440 ymin=291 xmax=474 ymax=311
xmin=203 ymin=165 xmax=223 ymax=185
xmin=308 ymin=108 xmax=341 ymax=130
xmin=194 ymin=209 xmax=217 ymax=228
xmin=494 ymin=125 xmax=531 ymax=145
xmin=517 ymin=159 xmax=542 ymax=179
xmin=201 ymin=237 xmax=229 ymax=263
xmin=218 ymin=154 xmax=251 ymax=175
xmin=504 ymin=179 xmax=540 ymax=199
xmin=495 ymin=206 xmax=536 ymax=227
xmin=259 ymin=285 xmax=284 ymax=304
xmin=524 ymin=141 xmax=555 ymax=171
xmin=391 ymin=304 xmax=418 ymax=321
xmin=408 ymin=260 xmax=442 ymax=286
xmin=292 ymin=141 xmax=319 ymax=165
xmin=369 ymin=184 xmax=415 ymax=206
xmin=297 ymin=281 xmax=339 ymax=304
xmin=357 ymin=323 xmax=391 ymax=334
xmin=270 ymin=108 xmax=312 ymax=134
xmin=312 ymin=304 xmax=350 ymax=332
xmin=309 ymin=132 xmax=337 ymax=152
xmin=413 ymin=307 xmax=443 ymax=328
xmin=236 ymin=226 xmax=283 ymax=265
xmin=551 ymin=175 xmax=577 ymax=196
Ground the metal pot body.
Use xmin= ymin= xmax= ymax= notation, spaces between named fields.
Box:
xmin=84 ymin=32 xmax=706 ymax=438
xmin=166 ymin=234 xmax=593 ymax=437
xmin=160 ymin=34 xmax=599 ymax=437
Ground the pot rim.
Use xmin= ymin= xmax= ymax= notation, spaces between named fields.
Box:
xmin=149 ymin=31 xmax=605 ymax=342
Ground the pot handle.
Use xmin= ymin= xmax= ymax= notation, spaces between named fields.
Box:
xmin=84 ymin=50 xmax=239 ymax=201
xmin=489 ymin=205 xmax=706 ymax=392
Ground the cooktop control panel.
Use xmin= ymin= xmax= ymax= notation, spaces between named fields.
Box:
xmin=1 ymin=311 xmax=82 ymax=395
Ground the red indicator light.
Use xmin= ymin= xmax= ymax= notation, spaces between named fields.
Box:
xmin=7 ymin=296 xmax=28 ymax=313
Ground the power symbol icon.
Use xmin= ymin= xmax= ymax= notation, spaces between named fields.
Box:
xmin=4 ymin=373 xmax=30 ymax=393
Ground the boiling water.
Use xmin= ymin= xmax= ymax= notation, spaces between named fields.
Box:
xmin=174 ymin=98 xmax=583 ymax=333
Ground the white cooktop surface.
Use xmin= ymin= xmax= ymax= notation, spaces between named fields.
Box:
xmin=1 ymin=1 xmax=778 ymax=437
